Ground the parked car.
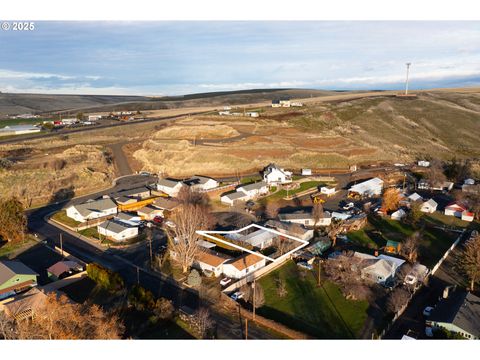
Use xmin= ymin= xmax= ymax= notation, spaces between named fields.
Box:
xmin=343 ymin=202 xmax=355 ymax=210
xmin=423 ymin=306 xmax=434 ymax=317
xmin=220 ymin=278 xmax=231 ymax=287
xmin=231 ymin=291 xmax=244 ymax=301
xmin=297 ymin=261 xmax=313 ymax=270
xmin=153 ymin=216 xmax=163 ymax=224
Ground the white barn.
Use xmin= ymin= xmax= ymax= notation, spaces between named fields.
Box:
xmin=348 ymin=177 xmax=384 ymax=197
xmin=237 ymin=181 xmax=269 ymax=198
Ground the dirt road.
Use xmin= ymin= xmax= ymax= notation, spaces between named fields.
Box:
xmin=109 ymin=142 xmax=133 ymax=177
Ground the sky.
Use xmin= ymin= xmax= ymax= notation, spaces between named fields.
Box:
xmin=0 ymin=21 xmax=480 ymax=95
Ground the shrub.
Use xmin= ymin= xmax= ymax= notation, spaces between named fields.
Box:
xmin=86 ymin=263 xmax=124 ymax=291
xmin=187 ymin=269 xmax=202 ymax=288
xmin=0 ymin=158 xmax=14 ymax=169
xmin=153 ymin=298 xmax=175 ymax=320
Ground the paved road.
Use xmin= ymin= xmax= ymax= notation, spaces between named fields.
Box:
xmin=0 ymin=110 xmax=210 ymax=145
xmin=383 ymin=231 xmax=469 ymax=339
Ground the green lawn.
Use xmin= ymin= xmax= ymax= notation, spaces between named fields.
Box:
xmin=258 ymin=261 xmax=369 ymax=339
xmin=51 ymin=210 xmax=81 ymax=228
xmin=0 ymin=118 xmax=49 ymax=126
xmin=0 ymin=236 xmax=35 ymax=258
xmin=424 ymin=212 xmax=480 ymax=231
xmin=267 ymin=181 xmax=325 ymax=201
xmin=78 ymin=227 xmax=101 ymax=240
xmin=346 ymin=215 xmax=458 ymax=268
xmin=240 ymin=176 xmax=262 ymax=184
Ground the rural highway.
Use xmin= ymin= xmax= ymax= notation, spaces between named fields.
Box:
xmin=0 ymin=109 xmax=211 ymax=145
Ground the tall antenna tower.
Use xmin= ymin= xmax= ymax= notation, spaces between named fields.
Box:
xmin=405 ymin=62 xmax=412 ymax=95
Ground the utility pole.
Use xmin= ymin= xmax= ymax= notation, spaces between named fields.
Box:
xmin=317 ymin=258 xmax=322 ymax=286
xmin=252 ymin=280 xmax=256 ymax=321
xmin=405 ymin=62 xmax=411 ymax=95
xmin=59 ymin=233 xmax=63 ymax=257
xmin=136 ymin=266 xmax=140 ymax=285
xmin=245 ymin=318 xmax=248 ymax=340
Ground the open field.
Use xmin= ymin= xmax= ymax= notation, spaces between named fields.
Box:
xmin=258 ymin=260 xmax=369 ymax=339
xmin=133 ymin=90 xmax=480 ymax=177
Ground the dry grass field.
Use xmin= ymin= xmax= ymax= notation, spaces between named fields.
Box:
xmin=133 ymin=90 xmax=480 ymax=177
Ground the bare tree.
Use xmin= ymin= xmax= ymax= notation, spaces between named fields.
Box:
xmin=313 ymin=202 xmax=325 ymax=228
xmin=425 ymin=159 xmax=447 ymax=188
xmin=177 ymin=186 xmax=210 ymax=207
xmin=2 ymin=293 xmax=124 ymax=339
xmin=166 ymin=203 xmax=213 ymax=273
xmin=386 ymin=287 xmax=410 ymax=314
xmin=265 ymin=202 xmax=280 ymax=219
xmin=241 ymin=282 xmax=265 ymax=309
xmin=194 ymin=307 xmax=215 ymax=339
xmin=401 ymin=231 xmax=421 ymax=263
xmin=275 ymin=276 xmax=288 ymax=298
xmin=273 ymin=234 xmax=297 ymax=256
xmin=461 ymin=234 xmax=480 ymax=291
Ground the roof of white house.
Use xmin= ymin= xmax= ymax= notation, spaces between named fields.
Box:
xmin=98 ymin=219 xmax=136 ymax=234
xmin=264 ymin=163 xmax=291 ymax=176
xmin=241 ymin=229 xmax=277 ymax=247
xmin=423 ymin=199 xmax=438 ymax=208
xmin=71 ymin=197 xmax=117 ymax=218
xmin=278 ymin=212 xmax=313 ymax=221
xmin=349 ymin=177 xmax=384 ymax=194
xmin=116 ymin=212 xmax=139 ymax=221
xmin=408 ymin=193 xmax=422 ymax=202
xmin=153 ymin=197 xmax=180 ymax=210
xmin=157 ymin=178 xmax=183 ymax=189
xmin=391 ymin=209 xmax=406 ymax=218
xmin=225 ymin=253 xmax=264 ymax=271
xmin=183 ymin=175 xmax=216 ymax=186
xmin=196 ymin=250 xmax=231 ymax=268
xmin=238 ymin=181 xmax=268 ymax=192
xmin=446 ymin=202 xmax=468 ymax=211
xmin=222 ymin=191 xmax=249 ymax=201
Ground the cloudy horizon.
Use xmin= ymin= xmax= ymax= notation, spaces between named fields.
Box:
xmin=1 ymin=21 xmax=480 ymax=96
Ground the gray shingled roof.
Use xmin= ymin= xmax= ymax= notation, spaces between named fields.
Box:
xmin=98 ymin=219 xmax=135 ymax=234
xmin=223 ymin=192 xmax=248 ymax=201
xmin=0 ymin=260 xmax=38 ymax=284
xmin=238 ymin=181 xmax=268 ymax=192
xmin=72 ymin=197 xmax=117 ymax=218
xmin=157 ymin=178 xmax=182 ymax=188
xmin=278 ymin=212 xmax=313 ymax=221
xmin=429 ymin=291 xmax=480 ymax=337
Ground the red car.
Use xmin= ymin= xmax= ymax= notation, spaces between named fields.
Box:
xmin=153 ymin=216 xmax=163 ymax=224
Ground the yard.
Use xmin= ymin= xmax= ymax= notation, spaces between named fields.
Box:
xmin=346 ymin=214 xmax=459 ymax=268
xmin=266 ymin=181 xmax=326 ymax=201
xmin=51 ymin=210 xmax=81 ymax=228
xmin=257 ymin=260 xmax=369 ymax=339
xmin=0 ymin=236 xmax=35 ymax=258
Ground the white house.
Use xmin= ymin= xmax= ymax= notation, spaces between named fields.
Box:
xmin=264 ymin=220 xmax=314 ymax=241
xmin=464 ymin=178 xmax=475 ymax=185
xmin=301 ymin=169 xmax=312 ymax=176
xmin=61 ymin=118 xmax=77 ymax=125
xmin=194 ymin=250 xmax=231 ymax=277
xmin=156 ymin=178 xmax=184 ymax=196
xmin=355 ymin=252 xmax=405 ymax=286
xmin=136 ymin=205 xmax=164 ymax=221
xmin=421 ymin=199 xmax=438 ymax=213
xmin=391 ymin=209 xmax=407 ymax=221
xmin=445 ymin=203 xmax=468 ymax=218
xmin=240 ymin=229 xmax=277 ymax=249
xmin=417 ymin=160 xmax=430 ymax=167
xmin=220 ymin=191 xmax=249 ymax=206
xmin=222 ymin=253 xmax=266 ymax=279
xmin=461 ymin=211 xmax=475 ymax=222
xmin=66 ymin=197 xmax=118 ymax=222
xmin=115 ymin=212 xmax=142 ymax=226
xmin=320 ymin=186 xmax=336 ymax=196
xmin=183 ymin=176 xmax=219 ymax=191
xmin=408 ymin=193 xmax=423 ymax=202
xmin=263 ymin=164 xmax=292 ymax=185
xmin=237 ymin=181 xmax=269 ymax=198
xmin=97 ymin=219 xmax=138 ymax=242
xmin=348 ymin=177 xmax=384 ymax=197
xmin=278 ymin=211 xmax=332 ymax=227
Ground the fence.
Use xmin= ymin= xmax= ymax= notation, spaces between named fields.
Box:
xmin=223 ymin=252 xmax=292 ymax=293
xmin=378 ymin=230 xmax=465 ymax=339
xmin=430 ymin=230 xmax=465 ymax=275
xmin=220 ymin=293 xmax=309 ymax=339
